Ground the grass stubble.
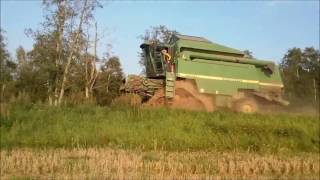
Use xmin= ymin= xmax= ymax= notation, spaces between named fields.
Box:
xmin=1 ymin=148 xmax=319 ymax=180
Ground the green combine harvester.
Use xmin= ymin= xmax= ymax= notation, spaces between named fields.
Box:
xmin=120 ymin=34 xmax=289 ymax=113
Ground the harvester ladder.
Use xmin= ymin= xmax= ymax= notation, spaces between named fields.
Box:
xmin=154 ymin=53 xmax=164 ymax=73
xmin=165 ymin=71 xmax=175 ymax=99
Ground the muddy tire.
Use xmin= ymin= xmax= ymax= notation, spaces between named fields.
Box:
xmin=172 ymin=81 xmax=215 ymax=112
xmin=233 ymin=98 xmax=258 ymax=114
xmin=145 ymin=80 xmax=215 ymax=112
xmin=145 ymin=89 xmax=166 ymax=107
xmin=170 ymin=88 xmax=206 ymax=111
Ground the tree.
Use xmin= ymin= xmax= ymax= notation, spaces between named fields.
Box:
xmin=138 ymin=25 xmax=178 ymax=74
xmin=57 ymin=0 xmax=102 ymax=105
xmin=280 ymin=47 xmax=320 ymax=105
xmin=139 ymin=25 xmax=178 ymax=44
xmin=84 ymin=22 xmax=99 ymax=99
xmin=23 ymin=0 xmax=72 ymax=105
xmin=22 ymin=0 xmax=102 ymax=105
xmin=16 ymin=46 xmax=26 ymax=65
xmin=15 ymin=33 xmax=58 ymax=103
xmin=243 ymin=50 xmax=254 ymax=59
xmin=94 ymin=56 xmax=124 ymax=105
xmin=0 ymin=29 xmax=17 ymax=102
xmin=50 ymin=0 xmax=68 ymax=106
xmin=2 ymin=1 xmax=127 ymax=106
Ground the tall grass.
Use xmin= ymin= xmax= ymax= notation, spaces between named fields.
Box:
xmin=0 ymin=104 xmax=319 ymax=153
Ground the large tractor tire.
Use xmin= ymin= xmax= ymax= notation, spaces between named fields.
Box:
xmin=145 ymin=88 xmax=166 ymax=107
xmin=233 ymin=97 xmax=258 ymax=114
xmin=146 ymin=80 xmax=215 ymax=112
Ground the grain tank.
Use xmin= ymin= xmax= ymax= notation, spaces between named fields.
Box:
xmin=120 ymin=34 xmax=289 ymax=113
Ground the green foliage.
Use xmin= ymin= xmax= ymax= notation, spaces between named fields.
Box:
xmin=243 ymin=49 xmax=254 ymax=59
xmin=139 ymin=25 xmax=178 ymax=44
xmin=16 ymin=46 xmax=26 ymax=65
xmin=1 ymin=1 xmax=121 ymax=106
xmin=14 ymin=34 xmax=59 ymax=102
xmin=94 ymin=56 xmax=124 ymax=105
xmin=0 ymin=29 xmax=17 ymax=103
xmin=9 ymin=0 xmax=104 ymax=105
xmin=280 ymin=47 xmax=320 ymax=106
xmin=1 ymin=105 xmax=318 ymax=153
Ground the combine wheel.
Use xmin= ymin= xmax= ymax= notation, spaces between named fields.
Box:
xmin=233 ymin=98 xmax=258 ymax=114
xmin=171 ymin=88 xmax=205 ymax=111
xmin=145 ymin=81 xmax=215 ymax=112
xmin=172 ymin=81 xmax=214 ymax=112
xmin=145 ymin=88 xmax=166 ymax=107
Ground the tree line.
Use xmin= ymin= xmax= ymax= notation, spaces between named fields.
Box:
xmin=0 ymin=0 xmax=319 ymax=108
xmin=1 ymin=0 xmax=123 ymax=106
xmin=280 ymin=47 xmax=319 ymax=106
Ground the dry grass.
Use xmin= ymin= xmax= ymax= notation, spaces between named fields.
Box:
xmin=1 ymin=148 xmax=319 ymax=180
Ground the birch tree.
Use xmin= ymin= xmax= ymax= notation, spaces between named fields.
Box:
xmin=42 ymin=0 xmax=102 ymax=105
xmin=84 ymin=22 xmax=99 ymax=99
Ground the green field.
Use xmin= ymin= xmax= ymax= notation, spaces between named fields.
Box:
xmin=1 ymin=104 xmax=319 ymax=179
xmin=1 ymin=104 xmax=319 ymax=153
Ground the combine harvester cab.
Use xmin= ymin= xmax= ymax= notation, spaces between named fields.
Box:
xmin=121 ymin=34 xmax=289 ymax=113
